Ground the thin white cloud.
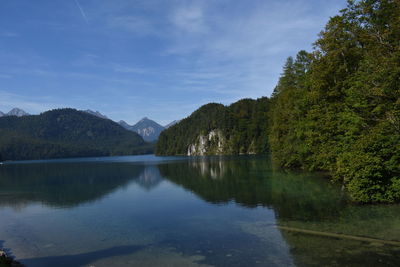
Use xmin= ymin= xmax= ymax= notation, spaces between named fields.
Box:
xmin=0 ymin=0 xmax=348 ymax=123
xmin=74 ymin=0 xmax=89 ymax=24
xmin=161 ymin=0 xmax=345 ymax=98
xmin=170 ymin=3 xmax=207 ymax=33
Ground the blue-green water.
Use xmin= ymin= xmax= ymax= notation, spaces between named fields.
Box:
xmin=0 ymin=155 xmax=399 ymax=266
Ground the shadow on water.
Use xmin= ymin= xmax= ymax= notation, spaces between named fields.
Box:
xmin=19 ymin=245 xmax=146 ymax=267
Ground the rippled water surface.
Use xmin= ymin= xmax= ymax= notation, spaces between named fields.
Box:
xmin=0 ymin=155 xmax=399 ymax=266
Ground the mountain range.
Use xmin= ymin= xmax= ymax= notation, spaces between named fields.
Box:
xmin=0 ymin=108 xmax=178 ymax=142
xmin=118 ymin=117 xmax=165 ymax=142
xmin=82 ymin=109 xmax=177 ymax=142
xmin=0 ymin=108 xmax=152 ymax=161
xmin=0 ymin=108 xmax=30 ymax=117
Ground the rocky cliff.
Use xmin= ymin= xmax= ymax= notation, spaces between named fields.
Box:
xmin=187 ymin=129 xmax=225 ymax=156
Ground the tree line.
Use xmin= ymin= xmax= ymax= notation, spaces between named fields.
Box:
xmin=0 ymin=109 xmax=153 ymax=161
xmin=156 ymin=97 xmax=270 ymax=155
xmin=269 ymin=0 xmax=399 ymax=203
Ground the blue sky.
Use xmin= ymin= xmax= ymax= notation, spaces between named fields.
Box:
xmin=0 ymin=0 xmax=347 ymax=125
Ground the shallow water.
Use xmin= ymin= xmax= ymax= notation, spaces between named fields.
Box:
xmin=0 ymin=155 xmax=399 ymax=266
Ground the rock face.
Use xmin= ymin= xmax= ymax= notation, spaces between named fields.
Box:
xmin=156 ymin=98 xmax=269 ymax=156
xmin=0 ymin=111 xmax=4 ymax=117
xmin=6 ymin=108 xmax=29 ymax=117
xmin=187 ymin=129 xmax=225 ymax=156
xmin=118 ymin=118 xmax=166 ymax=141
xmin=131 ymin=117 xmax=165 ymax=142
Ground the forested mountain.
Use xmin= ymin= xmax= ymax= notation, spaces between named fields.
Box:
xmin=0 ymin=108 xmax=153 ymax=161
xmin=269 ymin=0 xmax=400 ymax=203
xmin=156 ymin=97 xmax=269 ymax=156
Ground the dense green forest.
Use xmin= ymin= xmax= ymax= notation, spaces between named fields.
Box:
xmin=156 ymin=97 xmax=269 ymax=155
xmin=156 ymin=0 xmax=399 ymax=203
xmin=0 ymin=109 xmax=153 ymax=161
xmin=269 ymin=0 xmax=400 ymax=203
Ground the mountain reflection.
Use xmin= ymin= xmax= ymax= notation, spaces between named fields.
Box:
xmin=133 ymin=165 xmax=163 ymax=190
xmin=1 ymin=157 xmax=399 ymax=266
xmin=0 ymin=157 xmax=347 ymax=218
xmin=0 ymin=163 xmax=160 ymax=209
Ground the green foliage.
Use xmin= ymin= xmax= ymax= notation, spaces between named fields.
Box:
xmin=156 ymin=98 xmax=269 ymax=155
xmin=269 ymin=0 xmax=400 ymax=203
xmin=0 ymin=108 xmax=153 ymax=161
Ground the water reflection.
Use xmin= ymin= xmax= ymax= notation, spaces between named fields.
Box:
xmin=1 ymin=156 xmax=400 ymax=266
xmin=159 ymin=157 xmax=347 ymax=218
xmin=159 ymin=157 xmax=400 ymax=266
xmin=0 ymin=163 xmax=147 ymax=209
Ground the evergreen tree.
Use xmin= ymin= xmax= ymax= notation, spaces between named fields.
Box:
xmin=269 ymin=0 xmax=400 ymax=203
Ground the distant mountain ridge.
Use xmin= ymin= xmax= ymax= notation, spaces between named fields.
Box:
xmin=164 ymin=120 xmax=181 ymax=129
xmin=0 ymin=108 xmax=153 ymax=161
xmin=80 ymin=109 xmax=172 ymax=141
xmin=2 ymin=107 xmax=178 ymax=142
xmin=118 ymin=120 xmax=132 ymax=130
xmin=0 ymin=108 xmax=30 ymax=117
xmin=83 ymin=109 xmax=109 ymax=120
xmin=126 ymin=117 xmax=165 ymax=142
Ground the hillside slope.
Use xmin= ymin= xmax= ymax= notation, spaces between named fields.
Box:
xmin=156 ymin=97 xmax=269 ymax=156
xmin=0 ymin=108 xmax=152 ymax=161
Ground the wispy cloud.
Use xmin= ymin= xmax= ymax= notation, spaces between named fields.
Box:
xmin=74 ymin=0 xmax=89 ymax=24
xmin=170 ymin=2 xmax=207 ymax=33
xmin=0 ymin=0 xmax=348 ymax=123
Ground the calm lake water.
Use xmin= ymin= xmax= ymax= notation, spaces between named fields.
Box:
xmin=0 ymin=155 xmax=399 ymax=267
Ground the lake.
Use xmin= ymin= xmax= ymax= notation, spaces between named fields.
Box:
xmin=0 ymin=155 xmax=399 ymax=266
